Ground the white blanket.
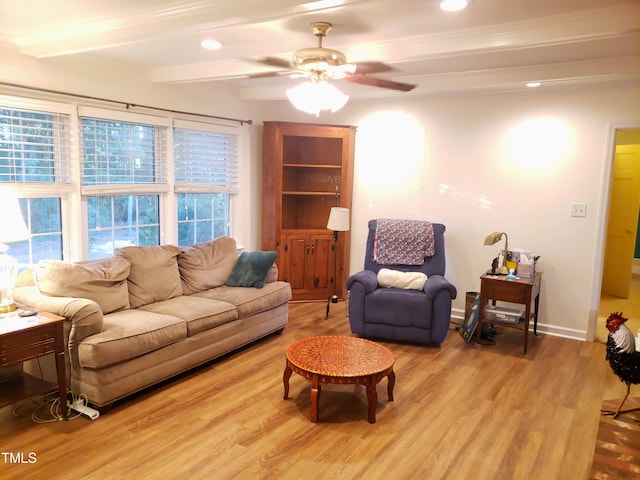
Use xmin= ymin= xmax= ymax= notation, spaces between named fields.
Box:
xmin=377 ymin=268 xmax=428 ymax=290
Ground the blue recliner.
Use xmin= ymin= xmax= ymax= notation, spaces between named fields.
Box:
xmin=346 ymin=219 xmax=457 ymax=346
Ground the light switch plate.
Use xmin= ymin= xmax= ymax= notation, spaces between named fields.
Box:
xmin=571 ymin=203 xmax=587 ymax=217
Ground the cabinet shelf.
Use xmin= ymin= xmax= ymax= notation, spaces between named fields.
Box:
xmin=283 ymin=164 xmax=341 ymax=169
xmin=0 ymin=373 xmax=58 ymax=406
xmin=282 ymin=191 xmax=337 ymax=196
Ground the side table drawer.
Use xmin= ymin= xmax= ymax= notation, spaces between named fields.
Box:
xmin=0 ymin=327 xmax=57 ymax=366
xmin=482 ymin=281 xmax=528 ymax=304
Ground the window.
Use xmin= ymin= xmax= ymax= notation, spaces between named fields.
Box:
xmin=11 ymin=198 xmax=63 ymax=265
xmin=0 ymin=104 xmax=69 ymax=265
xmin=87 ymin=194 xmax=160 ymax=258
xmin=80 ymin=111 xmax=168 ymax=259
xmin=174 ymin=122 xmax=238 ymax=246
xmin=1 ymin=96 xmax=246 ymax=264
xmin=177 ymin=193 xmax=229 ymax=245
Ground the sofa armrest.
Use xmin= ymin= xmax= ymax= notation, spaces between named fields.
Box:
xmin=13 ymin=285 xmax=104 ymax=367
xmin=423 ymin=275 xmax=457 ymax=301
xmin=346 ymin=270 xmax=378 ymax=294
xmin=265 ymin=263 xmax=279 ymax=284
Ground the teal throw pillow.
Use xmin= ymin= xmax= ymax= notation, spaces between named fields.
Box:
xmin=225 ymin=251 xmax=278 ymax=289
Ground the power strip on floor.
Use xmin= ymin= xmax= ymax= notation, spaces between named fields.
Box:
xmin=68 ymin=399 xmax=100 ymax=420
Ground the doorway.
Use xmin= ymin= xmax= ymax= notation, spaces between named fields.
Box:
xmin=596 ymin=128 xmax=640 ymax=343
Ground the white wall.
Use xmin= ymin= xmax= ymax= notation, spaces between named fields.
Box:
xmin=253 ymin=83 xmax=640 ymax=340
xmin=4 ymin=43 xmax=640 ymax=340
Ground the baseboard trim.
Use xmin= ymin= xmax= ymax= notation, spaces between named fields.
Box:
xmin=451 ymin=309 xmax=587 ymax=342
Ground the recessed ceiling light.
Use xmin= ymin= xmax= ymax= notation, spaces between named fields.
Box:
xmin=440 ymin=0 xmax=469 ymax=12
xmin=201 ymin=39 xmax=222 ymax=50
xmin=526 ymin=82 xmax=541 ymax=88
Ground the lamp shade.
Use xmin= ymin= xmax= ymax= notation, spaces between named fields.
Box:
xmin=483 ymin=231 xmax=505 ymax=246
xmin=0 ymin=188 xmax=29 ymax=244
xmin=327 ymin=207 xmax=350 ymax=231
xmin=287 ymin=78 xmax=349 ymax=116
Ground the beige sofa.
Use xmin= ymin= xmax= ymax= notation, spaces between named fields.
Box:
xmin=13 ymin=237 xmax=292 ymax=409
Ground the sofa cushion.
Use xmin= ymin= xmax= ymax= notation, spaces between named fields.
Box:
xmin=195 ymin=281 xmax=292 ymax=318
xmin=77 ymin=310 xmax=186 ymax=369
xmin=116 ymin=245 xmax=183 ymax=308
xmin=178 ymin=237 xmax=238 ymax=295
xmin=225 ymin=251 xmax=278 ymax=289
xmin=35 ymin=257 xmax=130 ymax=314
xmin=139 ymin=295 xmax=238 ymax=336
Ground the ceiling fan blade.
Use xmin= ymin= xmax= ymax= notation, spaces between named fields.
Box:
xmin=341 ymin=74 xmax=416 ymax=92
xmin=353 ymin=62 xmax=393 ymax=75
xmin=257 ymin=57 xmax=292 ymax=69
xmin=248 ymin=70 xmax=292 ymax=79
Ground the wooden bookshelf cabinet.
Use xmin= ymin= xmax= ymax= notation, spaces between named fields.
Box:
xmin=262 ymin=121 xmax=355 ymax=301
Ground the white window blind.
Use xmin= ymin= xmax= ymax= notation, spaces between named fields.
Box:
xmin=80 ymin=117 xmax=167 ymax=190
xmin=174 ymin=123 xmax=239 ymax=194
xmin=0 ymin=107 xmax=70 ymax=184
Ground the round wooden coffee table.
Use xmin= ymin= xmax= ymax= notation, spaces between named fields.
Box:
xmin=283 ymin=335 xmax=395 ymax=424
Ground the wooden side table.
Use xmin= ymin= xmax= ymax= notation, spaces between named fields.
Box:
xmin=477 ymin=272 xmax=542 ymax=354
xmin=0 ymin=310 xmax=67 ymax=419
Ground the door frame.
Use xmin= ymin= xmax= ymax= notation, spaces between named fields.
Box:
xmin=589 ymin=124 xmax=640 ymax=340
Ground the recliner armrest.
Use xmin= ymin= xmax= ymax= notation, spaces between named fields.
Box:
xmin=346 ymin=270 xmax=378 ymax=294
xmin=423 ymin=275 xmax=457 ymax=300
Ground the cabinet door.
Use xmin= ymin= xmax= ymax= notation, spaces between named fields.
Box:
xmin=310 ymin=234 xmax=331 ymax=290
xmin=285 ymin=235 xmax=309 ymax=290
xmin=283 ymin=233 xmax=333 ymax=299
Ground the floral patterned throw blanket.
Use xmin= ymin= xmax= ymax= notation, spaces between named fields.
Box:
xmin=373 ymin=219 xmax=435 ymax=265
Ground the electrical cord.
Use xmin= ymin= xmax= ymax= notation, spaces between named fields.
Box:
xmin=11 ymin=357 xmax=91 ymax=422
xmin=29 ymin=390 xmax=85 ymax=423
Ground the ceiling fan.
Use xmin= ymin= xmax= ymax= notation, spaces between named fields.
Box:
xmin=254 ymin=22 xmax=416 ymax=92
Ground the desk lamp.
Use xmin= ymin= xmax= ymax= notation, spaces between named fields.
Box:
xmin=484 ymin=231 xmax=509 ymax=275
xmin=326 ymin=207 xmax=350 ymax=318
xmin=0 ymin=189 xmax=30 ymax=314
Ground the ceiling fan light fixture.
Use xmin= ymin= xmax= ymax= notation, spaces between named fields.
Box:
xmin=440 ymin=0 xmax=469 ymax=12
xmin=287 ymin=77 xmax=349 ymax=117
xmin=200 ymin=39 xmax=222 ymax=50
xmin=292 ymin=47 xmax=348 ymax=69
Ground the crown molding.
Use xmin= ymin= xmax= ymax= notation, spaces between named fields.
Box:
xmin=150 ymin=5 xmax=639 ymax=84
xmin=13 ymin=0 xmax=369 ymax=58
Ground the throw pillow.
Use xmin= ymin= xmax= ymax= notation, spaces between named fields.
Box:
xmin=179 ymin=237 xmax=238 ymax=294
xmin=225 ymin=251 xmax=278 ymax=289
xmin=35 ymin=257 xmax=131 ymax=314
xmin=377 ymin=268 xmax=428 ymax=290
xmin=115 ymin=245 xmax=182 ymax=308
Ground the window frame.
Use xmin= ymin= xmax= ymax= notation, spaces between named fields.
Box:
xmin=173 ymin=119 xmax=240 ymax=246
xmin=0 ymin=95 xmax=75 ymax=265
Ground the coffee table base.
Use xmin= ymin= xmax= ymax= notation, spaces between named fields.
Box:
xmin=283 ymin=361 xmax=395 ymax=424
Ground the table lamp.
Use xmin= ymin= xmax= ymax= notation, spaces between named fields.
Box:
xmin=483 ymin=231 xmax=509 ymax=275
xmin=0 ymin=188 xmax=30 ymax=314
xmin=326 ymin=207 xmax=350 ymax=318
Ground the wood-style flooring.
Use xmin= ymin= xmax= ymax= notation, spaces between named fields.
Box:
xmin=0 ymin=301 xmax=633 ymax=480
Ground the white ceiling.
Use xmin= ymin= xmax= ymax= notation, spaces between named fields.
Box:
xmin=1 ymin=0 xmax=639 ymax=101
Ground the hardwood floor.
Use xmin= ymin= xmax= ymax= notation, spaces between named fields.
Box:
xmin=0 ymin=301 xmax=629 ymax=479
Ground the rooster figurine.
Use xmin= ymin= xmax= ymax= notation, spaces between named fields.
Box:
xmin=602 ymin=311 xmax=640 ymax=418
